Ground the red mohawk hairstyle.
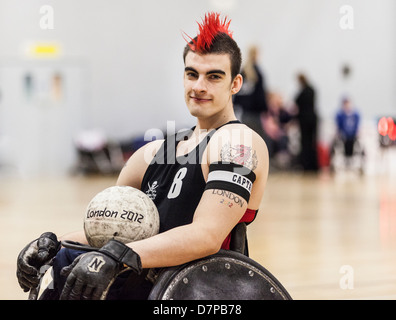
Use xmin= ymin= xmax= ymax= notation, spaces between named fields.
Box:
xmin=183 ymin=12 xmax=233 ymax=53
xmin=182 ymin=12 xmax=242 ymax=80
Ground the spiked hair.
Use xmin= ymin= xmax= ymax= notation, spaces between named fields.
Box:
xmin=183 ymin=12 xmax=242 ymax=80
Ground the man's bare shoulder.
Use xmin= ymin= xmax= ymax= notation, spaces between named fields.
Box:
xmin=130 ymin=139 xmax=165 ymax=166
xmin=117 ymin=139 xmax=165 ymax=187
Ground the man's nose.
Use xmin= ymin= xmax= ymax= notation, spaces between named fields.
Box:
xmin=192 ymin=76 xmax=207 ymax=93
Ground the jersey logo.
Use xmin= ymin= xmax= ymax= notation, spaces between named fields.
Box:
xmin=146 ymin=181 xmax=159 ymax=200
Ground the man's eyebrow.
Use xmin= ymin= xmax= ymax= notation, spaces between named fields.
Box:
xmin=185 ymin=67 xmax=198 ymax=74
xmin=207 ymin=69 xmax=226 ymax=76
xmin=184 ymin=67 xmax=226 ymax=76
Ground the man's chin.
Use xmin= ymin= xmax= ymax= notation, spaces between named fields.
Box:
xmin=187 ymin=104 xmax=206 ymax=118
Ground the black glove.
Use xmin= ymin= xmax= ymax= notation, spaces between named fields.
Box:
xmin=60 ymin=239 xmax=142 ymax=300
xmin=16 ymin=232 xmax=61 ymax=292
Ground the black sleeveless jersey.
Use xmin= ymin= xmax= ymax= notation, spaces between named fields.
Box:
xmin=141 ymin=121 xmax=240 ymax=233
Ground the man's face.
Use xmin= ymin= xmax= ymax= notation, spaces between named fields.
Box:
xmin=184 ymin=51 xmax=240 ymax=121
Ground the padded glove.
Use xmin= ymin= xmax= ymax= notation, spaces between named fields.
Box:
xmin=60 ymin=239 xmax=142 ymax=300
xmin=16 ymin=232 xmax=61 ymax=292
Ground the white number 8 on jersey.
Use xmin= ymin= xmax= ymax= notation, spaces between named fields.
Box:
xmin=167 ymin=167 xmax=188 ymax=199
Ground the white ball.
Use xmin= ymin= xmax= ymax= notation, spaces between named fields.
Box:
xmin=84 ymin=186 xmax=160 ymax=248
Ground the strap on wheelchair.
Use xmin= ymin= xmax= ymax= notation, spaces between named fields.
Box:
xmin=61 ymin=240 xmax=98 ymax=252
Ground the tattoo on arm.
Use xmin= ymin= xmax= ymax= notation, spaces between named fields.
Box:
xmin=220 ymin=143 xmax=258 ymax=170
xmin=211 ymin=189 xmax=245 ymax=208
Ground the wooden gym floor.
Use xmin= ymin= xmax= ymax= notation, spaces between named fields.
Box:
xmin=1 ymin=170 xmax=396 ymax=300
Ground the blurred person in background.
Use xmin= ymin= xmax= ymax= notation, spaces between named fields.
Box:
xmin=294 ymin=73 xmax=318 ymax=172
xmin=333 ymin=96 xmax=361 ymax=168
xmin=262 ymin=92 xmax=293 ymax=169
xmin=234 ymin=46 xmax=269 ymax=145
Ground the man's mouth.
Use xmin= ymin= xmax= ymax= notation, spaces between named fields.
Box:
xmin=190 ymin=96 xmax=212 ymax=103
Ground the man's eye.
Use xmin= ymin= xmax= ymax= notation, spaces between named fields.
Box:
xmin=209 ymin=74 xmax=221 ymax=80
xmin=186 ymin=72 xmax=198 ymax=78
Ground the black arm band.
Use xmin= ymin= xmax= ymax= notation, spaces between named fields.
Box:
xmin=204 ymin=162 xmax=256 ymax=202
xmin=99 ymin=239 xmax=142 ymax=274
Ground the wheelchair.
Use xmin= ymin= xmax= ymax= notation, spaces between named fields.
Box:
xmin=329 ymin=136 xmax=365 ymax=175
xmin=31 ymin=223 xmax=292 ymax=300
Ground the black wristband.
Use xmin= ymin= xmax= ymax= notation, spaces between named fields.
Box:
xmin=99 ymin=239 xmax=142 ymax=274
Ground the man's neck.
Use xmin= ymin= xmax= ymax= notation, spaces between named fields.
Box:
xmin=195 ymin=108 xmax=237 ymax=131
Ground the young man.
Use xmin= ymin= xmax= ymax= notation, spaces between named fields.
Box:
xmin=16 ymin=12 xmax=269 ymax=300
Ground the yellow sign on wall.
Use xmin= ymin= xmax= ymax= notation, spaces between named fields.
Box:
xmin=26 ymin=42 xmax=61 ymax=58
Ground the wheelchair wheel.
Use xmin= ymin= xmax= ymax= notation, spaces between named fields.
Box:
xmin=148 ymin=250 xmax=292 ymax=300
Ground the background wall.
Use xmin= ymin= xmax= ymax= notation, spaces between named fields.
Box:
xmin=0 ymin=0 xmax=395 ymax=177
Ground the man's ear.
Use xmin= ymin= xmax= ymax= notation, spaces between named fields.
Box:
xmin=231 ymin=74 xmax=243 ymax=95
